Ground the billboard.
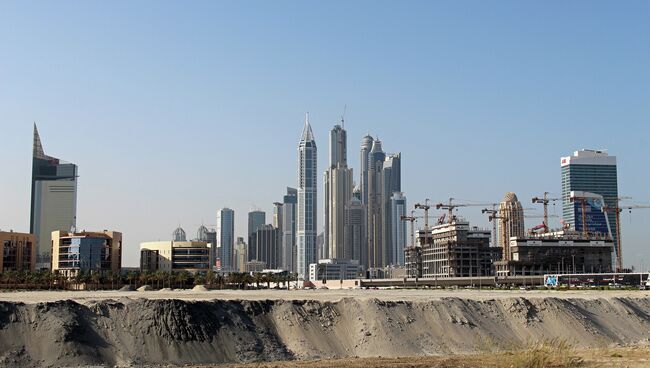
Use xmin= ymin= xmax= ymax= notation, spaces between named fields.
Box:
xmin=573 ymin=196 xmax=611 ymax=237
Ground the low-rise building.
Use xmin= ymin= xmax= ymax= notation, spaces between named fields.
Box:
xmin=0 ymin=231 xmax=36 ymax=273
xmin=405 ymin=220 xmax=497 ymax=278
xmin=495 ymin=231 xmax=614 ymax=277
xmin=140 ymin=241 xmax=211 ymax=273
xmin=308 ymin=258 xmax=362 ymax=281
xmin=51 ymin=230 xmax=122 ymax=278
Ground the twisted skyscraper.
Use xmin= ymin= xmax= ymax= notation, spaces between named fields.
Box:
xmin=296 ymin=114 xmax=317 ymax=280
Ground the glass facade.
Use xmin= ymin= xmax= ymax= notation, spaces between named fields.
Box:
xmin=58 ymin=237 xmax=111 ymax=271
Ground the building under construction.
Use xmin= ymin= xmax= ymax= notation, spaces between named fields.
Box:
xmin=405 ymin=219 xmax=497 ymax=278
xmin=494 ymin=230 xmax=614 ymax=277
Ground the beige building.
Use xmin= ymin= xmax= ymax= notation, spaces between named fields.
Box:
xmin=140 ymin=241 xmax=211 ymax=273
xmin=498 ymin=192 xmax=525 ymax=259
xmin=51 ymin=230 xmax=122 ymax=278
xmin=0 ymin=231 xmax=37 ymax=273
xmin=234 ymin=237 xmax=247 ymax=272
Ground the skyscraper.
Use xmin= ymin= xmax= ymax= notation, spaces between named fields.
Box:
xmin=390 ymin=192 xmax=407 ymax=266
xmin=561 ymin=150 xmax=619 ymax=265
xmin=217 ymin=208 xmax=235 ymax=271
xmin=498 ymin=192 xmax=525 ymax=249
xmin=381 ymin=153 xmax=401 ymax=265
xmin=324 ymin=124 xmax=353 ymax=261
xmin=30 ymin=124 xmax=78 ymax=269
xmin=296 ymin=114 xmax=317 ymax=280
xmin=248 ymin=210 xmax=266 ymax=237
xmin=345 ymin=190 xmax=366 ymax=263
xmin=173 ymin=226 xmax=187 ymax=241
xmin=366 ymin=139 xmax=385 ymax=269
xmin=281 ymin=187 xmax=297 ymax=272
xmin=196 ymin=225 xmax=217 ymax=267
xmin=248 ymin=224 xmax=281 ymax=269
xmin=360 ymin=135 xmax=374 ymax=206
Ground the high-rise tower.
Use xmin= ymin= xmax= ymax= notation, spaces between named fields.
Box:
xmin=561 ymin=149 xmax=619 ymax=260
xmin=360 ymin=135 xmax=374 ymax=206
xmin=217 ymin=208 xmax=235 ymax=271
xmin=366 ymin=139 xmax=385 ymax=270
xmin=281 ymin=187 xmax=298 ymax=272
xmin=324 ymin=123 xmax=353 ymax=261
xmin=296 ymin=114 xmax=318 ymax=280
xmin=30 ymin=124 xmax=78 ymax=269
xmin=498 ymin=192 xmax=525 ymax=250
xmin=381 ymin=153 xmax=401 ymax=265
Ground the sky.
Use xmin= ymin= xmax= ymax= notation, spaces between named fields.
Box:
xmin=1 ymin=1 xmax=649 ymax=268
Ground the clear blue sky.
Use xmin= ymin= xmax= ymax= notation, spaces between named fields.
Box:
xmin=1 ymin=1 xmax=649 ymax=268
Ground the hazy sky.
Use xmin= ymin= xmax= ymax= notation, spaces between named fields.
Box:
xmin=1 ymin=1 xmax=649 ymax=268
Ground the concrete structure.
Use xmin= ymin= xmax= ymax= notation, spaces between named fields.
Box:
xmin=561 ymin=150 xmax=619 ymax=265
xmin=323 ymin=124 xmax=353 ymax=261
xmin=245 ymin=260 xmax=266 ymax=273
xmin=390 ymin=192 xmax=407 ymax=266
xmin=234 ymin=237 xmax=247 ymax=272
xmin=345 ymin=194 xmax=366 ymax=265
xmin=381 ymin=153 xmax=401 ymax=266
xmin=52 ymin=230 xmax=122 ymax=278
xmin=498 ymin=192 xmax=525 ymax=250
xmin=296 ymin=114 xmax=318 ymax=280
xmin=405 ymin=220 xmax=495 ymax=278
xmin=281 ymin=187 xmax=297 ymax=272
xmin=247 ymin=210 xmax=266 ymax=237
xmin=0 ymin=231 xmax=36 ymax=273
xmin=30 ymin=124 xmax=78 ymax=269
xmin=140 ymin=240 xmax=211 ymax=273
xmin=217 ymin=208 xmax=235 ymax=271
xmin=308 ymin=258 xmax=362 ymax=281
xmin=366 ymin=139 xmax=386 ymax=270
xmin=248 ymin=225 xmax=281 ymax=270
xmin=494 ymin=231 xmax=614 ymax=277
xmin=359 ymin=135 xmax=374 ymax=207
xmin=272 ymin=202 xmax=283 ymax=229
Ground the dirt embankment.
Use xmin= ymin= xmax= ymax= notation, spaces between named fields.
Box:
xmin=0 ymin=297 xmax=648 ymax=367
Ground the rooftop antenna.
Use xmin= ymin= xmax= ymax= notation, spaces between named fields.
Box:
xmin=341 ymin=104 xmax=347 ymax=128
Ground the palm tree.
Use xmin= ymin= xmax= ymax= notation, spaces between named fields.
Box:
xmin=127 ymin=271 xmax=137 ymax=288
xmin=90 ymin=272 xmax=101 ymax=290
xmin=206 ymin=270 xmax=216 ymax=288
xmin=194 ymin=273 xmax=206 ymax=286
xmin=176 ymin=271 xmax=189 ymax=289
xmin=253 ymin=272 xmax=264 ymax=289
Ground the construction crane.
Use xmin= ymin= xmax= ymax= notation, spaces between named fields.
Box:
xmin=481 ymin=206 xmax=499 ymax=246
xmin=414 ymin=199 xmax=432 ymax=230
xmin=602 ymin=201 xmax=650 ymax=272
xmin=482 ymin=209 xmax=510 ymax=261
xmin=400 ymin=211 xmax=420 ymax=249
xmin=436 ymin=198 xmax=498 ymax=224
xmin=531 ymin=192 xmax=562 ymax=233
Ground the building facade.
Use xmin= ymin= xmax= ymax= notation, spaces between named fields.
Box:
xmin=234 ymin=237 xmax=247 ymax=272
xmin=296 ymin=115 xmax=317 ymax=280
xmin=366 ymin=139 xmax=386 ymax=270
xmin=308 ymin=258 xmax=362 ymax=281
xmin=217 ymin=208 xmax=235 ymax=271
xmin=52 ymin=230 xmax=122 ymax=278
xmin=324 ymin=124 xmax=353 ymax=261
xmin=390 ymin=192 xmax=407 ymax=266
xmin=382 ymin=154 xmax=402 ymax=266
xmin=561 ymin=150 xmax=619 ymax=267
xmin=0 ymin=231 xmax=36 ymax=273
xmin=281 ymin=187 xmax=297 ymax=272
xmin=498 ymin=192 xmax=525 ymax=254
xmin=30 ymin=124 xmax=78 ymax=269
xmin=345 ymin=195 xmax=366 ymax=265
xmin=360 ymin=135 xmax=374 ymax=207
xmin=140 ymin=240 xmax=211 ymax=273
xmin=248 ymin=225 xmax=281 ymax=270
xmin=248 ymin=210 xmax=266 ymax=237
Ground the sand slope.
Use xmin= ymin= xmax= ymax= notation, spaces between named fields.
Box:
xmin=0 ymin=296 xmax=648 ymax=367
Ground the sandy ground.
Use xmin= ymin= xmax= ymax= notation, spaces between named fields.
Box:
xmin=1 ymin=287 xmax=649 ymax=304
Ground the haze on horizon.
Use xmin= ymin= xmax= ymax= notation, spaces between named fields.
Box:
xmin=1 ymin=1 xmax=649 ymax=268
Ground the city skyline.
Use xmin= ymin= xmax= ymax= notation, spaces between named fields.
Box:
xmin=1 ymin=2 xmax=649 ymax=270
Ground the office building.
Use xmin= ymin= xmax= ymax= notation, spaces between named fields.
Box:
xmin=561 ymin=149 xmax=620 ymax=268
xmin=360 ymin=135 xmax=374 ymax=206
xmin=296 ymin=114 xmax=317 ymax=279
xmin=140 ymin=240 xmax=211 ymax=273
xmin=0 ymin=231 xmax=36 ymax=273
xmin=308 ymin=259 xmax=362 ymax=281
xmin=217 ymin=208 xmax=235 ymax=271
xmin=498 ymin=192 xmax=525 ymax=251
xmin=281 ymin=187 xmax=297 ymax=272
xmin=52 ymin=230 xmax=122 ymax=278
xmin=234 ymin=237 xmax=247 ymax=272
xmin=173 ymin=226 xmax=187 ymax=242
xmin=324 ymin=124 xmax=353 ymax=261
xmin=248 ymin=210 xmax=266 ymax=237
xmin=345 ymin=194 xmax=366 ymax=264
xmin=494 ymin=231 xmax=614 ymax=276
xmin=30 ymin=124 xmax=78 ymax=269
xmin=390 ymin=192 xmax=407 ymax=266
xmin=366 ymin=139 xmax=386 ymax=270
xmin=248 ymin=224 xmax=281 ymax=269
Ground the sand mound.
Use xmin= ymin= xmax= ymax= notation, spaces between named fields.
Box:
xmin=0 ymin=296 xmax=648 ymax=367
xmin=192 ymin=285 xmax=208 ymax=292
xmin=137 ymin=285 xmax=153 ymax=292
xmin=159 ymin=288 xmax=173 ymax=292
xmin=119 ymin=285 xmax=134 ymax=292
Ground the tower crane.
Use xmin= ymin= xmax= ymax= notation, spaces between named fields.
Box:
xmin=400 ymin=211 xmax=421 ymax=249
xmin=414 ymin=199 xmax=431 ymax=230
xmin=602 ymin=201 xmax=650 ymax=272
xmin=435 ymin=198 xmax=498 ymax=224
xmin=482 ymin=209 xmax=510 ymax=261
xmin=531 ymin=192 xmax=562 ymax=233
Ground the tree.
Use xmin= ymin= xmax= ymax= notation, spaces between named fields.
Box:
xmin=253 ymin=272 xmax=264 ymax=289
xmin=127 ymin=271 xmax=137 ymax=288
xmin=206 ymin=270 xmax=216 ymax=288
xmin=176 ymin=271 xmax=189 ymax=289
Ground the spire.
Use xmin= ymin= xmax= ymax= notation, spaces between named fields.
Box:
xmin=300 ymin=112 xmax=315 ymax=142
xmin=33 ymin=122 xmax=46 ymax=159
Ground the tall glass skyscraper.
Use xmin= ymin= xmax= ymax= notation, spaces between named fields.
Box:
xmin=561 ymin=149 xmax=619 ymax=262
xmin=30 ymin=124 xmax=78 ymax=269
xmin=281 ymin=187 xmax=297 ymax=272
xmin=217 ymin=208 xmax=235 ymax=271
xmin=296 ymin=114 xmax=317 ymax=280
